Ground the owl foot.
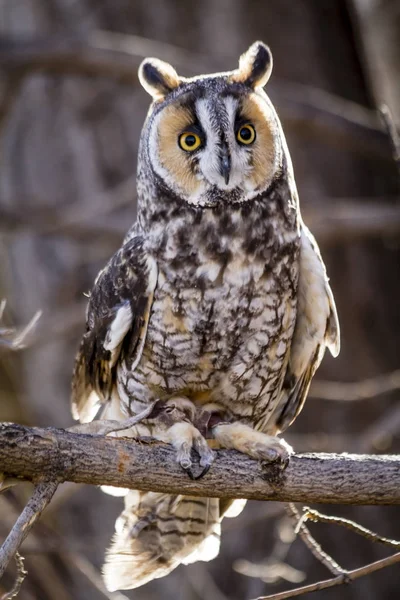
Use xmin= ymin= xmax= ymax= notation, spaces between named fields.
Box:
xmin=212 ymin=421 xmax=292 ymax=468
xmin=159 ymin=421 xmax=214 ymax=480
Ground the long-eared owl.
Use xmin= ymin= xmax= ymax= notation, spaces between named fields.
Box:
xmin=72 ymin=41 xmax=340 ymax=591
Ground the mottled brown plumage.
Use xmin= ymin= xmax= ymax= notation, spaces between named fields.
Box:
xmin=71 ymin=41 xmax=339 ymax=591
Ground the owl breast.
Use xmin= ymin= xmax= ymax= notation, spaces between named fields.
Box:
xmin=117 ymin=209 xmax=300 ymax=432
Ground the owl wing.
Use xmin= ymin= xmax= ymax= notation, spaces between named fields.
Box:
xmin=71 ymin=236 xmax=157 ymax=423
xmin=275 ymin=223 xmax=340 ymax=432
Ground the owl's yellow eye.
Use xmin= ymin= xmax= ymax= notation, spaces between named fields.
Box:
xmin=179 ymin=131 xmax=202 ymax=152
xmin=237 ymin=124 xmax=256 ymax=145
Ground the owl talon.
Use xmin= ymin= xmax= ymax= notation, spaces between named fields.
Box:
xmin=261 ymin=452 xmax=290 ymax=470
xmin=159 ymin=421 xmax=214 ymax=479
xmin=194 ymin=464 xmax=211 ymax=480
xmin=184 ymin=467 xmax=195 ymax=480
xmin=175 ymin=436 xmax=214 ymax=479
xmin=194 ymin=437 xmax=214 ymax=470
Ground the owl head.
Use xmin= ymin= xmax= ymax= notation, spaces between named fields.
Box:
xmin=138 ymin=42 xmax=284 ymax=208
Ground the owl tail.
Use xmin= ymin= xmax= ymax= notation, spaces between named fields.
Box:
xmin=103 ymin=491 xmax=232 ymax=591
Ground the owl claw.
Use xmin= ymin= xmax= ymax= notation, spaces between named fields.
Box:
xmin=182 ymin=462 xmax=211 ymax=480
xmin=176 ymin=437 xmax=214 ymax=479
xmin=163 ymin=422 xmax=214 ymax=479
xmin=194 ymin=464 xmax=211 ymax=480
xmin=182 ymin=466 xmax=195 ymax=480
xmin=194 ymin=436 xmax=214 ymax=469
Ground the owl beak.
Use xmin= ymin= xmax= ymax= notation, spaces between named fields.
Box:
xmin=220 ymin=149 xmax=231 ymax=185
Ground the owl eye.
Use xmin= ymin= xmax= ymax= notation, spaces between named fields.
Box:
xmin=179 ymin=132 xmax=202 ymax=152
xmin=237 ymin=124 xmax=256 ymax=145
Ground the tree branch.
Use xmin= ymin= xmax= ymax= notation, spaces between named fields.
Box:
xmin=0 ymin=480 xmax=59 ymax=578
xmin=0 ymin=553 xmax=27 ymax=600
xmin=296 ymin=506 xmax=400 ymax=549
xmin=286 ymin=504 xmax=346 ymax=576
xmin=0 ymin=423 xmax=399 ymax=505
xmin=254 ymin=551 xmax=400 ymax=599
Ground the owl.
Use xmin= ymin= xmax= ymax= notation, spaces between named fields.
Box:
xmin=71 ymin=41 xmax=340 ymax=591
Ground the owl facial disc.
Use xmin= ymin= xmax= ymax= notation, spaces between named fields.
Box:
xmin=139 ymin=42 xmax=283 ymax=207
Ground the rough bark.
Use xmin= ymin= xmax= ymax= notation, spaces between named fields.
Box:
xmin=0 ymin=423 xmax=399 ymax=505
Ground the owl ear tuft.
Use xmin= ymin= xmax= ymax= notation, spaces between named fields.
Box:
xmin=139 ymin=58 xmax=180 ymax=100
xmin=231 ymin=42 xmax=273 ymax=88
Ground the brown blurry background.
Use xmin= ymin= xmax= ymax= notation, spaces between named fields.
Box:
xmin=0 ymin=1 xmax=399 ymax=598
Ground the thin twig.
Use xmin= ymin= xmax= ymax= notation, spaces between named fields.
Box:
xmin=0 ymin=480 xmax=59 ymax=579
xmin=286 ymin=504 xmax=346 ymax=576
xmin=0 ymin=553 xmax=27 ymax=600
xmin=68 ymin=399 xmax=159 ymax=435
xmin=0 ymin=475 xmax=20 ymax=494
xmin=253 ymin=551 xmax=400 ymax=599
xmin=299 ymin=507 xmax=400 ymax=549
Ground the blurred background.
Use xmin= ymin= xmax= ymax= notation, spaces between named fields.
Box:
xmin=0 ymin=0 xmax=399 ymax=598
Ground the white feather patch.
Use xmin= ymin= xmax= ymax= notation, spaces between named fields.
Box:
xmin=79 ymin=390 xmax=102 ymax=423
xmin=146 ymin=255 xmax=158 ymax=293
xmin=104 ymin=303 xmax=133 ymax=352
xmin=101 ymin=486 xmax=130 ymax=497
xmin=181 ymin=527 xmax=221 ymax=565
xmin=289 ymin=224 xmax=340 ymax=376
xmin=223 ymin=498 xmax=247 ymax=518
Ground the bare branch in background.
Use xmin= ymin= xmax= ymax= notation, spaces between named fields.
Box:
xmin=286 ymin=504 xmax=346 ymax=576
xmin=253 ymin=505 xmax=400 ymax=599
xmin=0 ymin=480 xmax=59 ymax=579
xmin=253 ymin=551 xmax=400 ymax=600
xmin=297 ymin=506 xmax=400 ymax=549
xmin=0 ymin=553 xmax=27 ymax=600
